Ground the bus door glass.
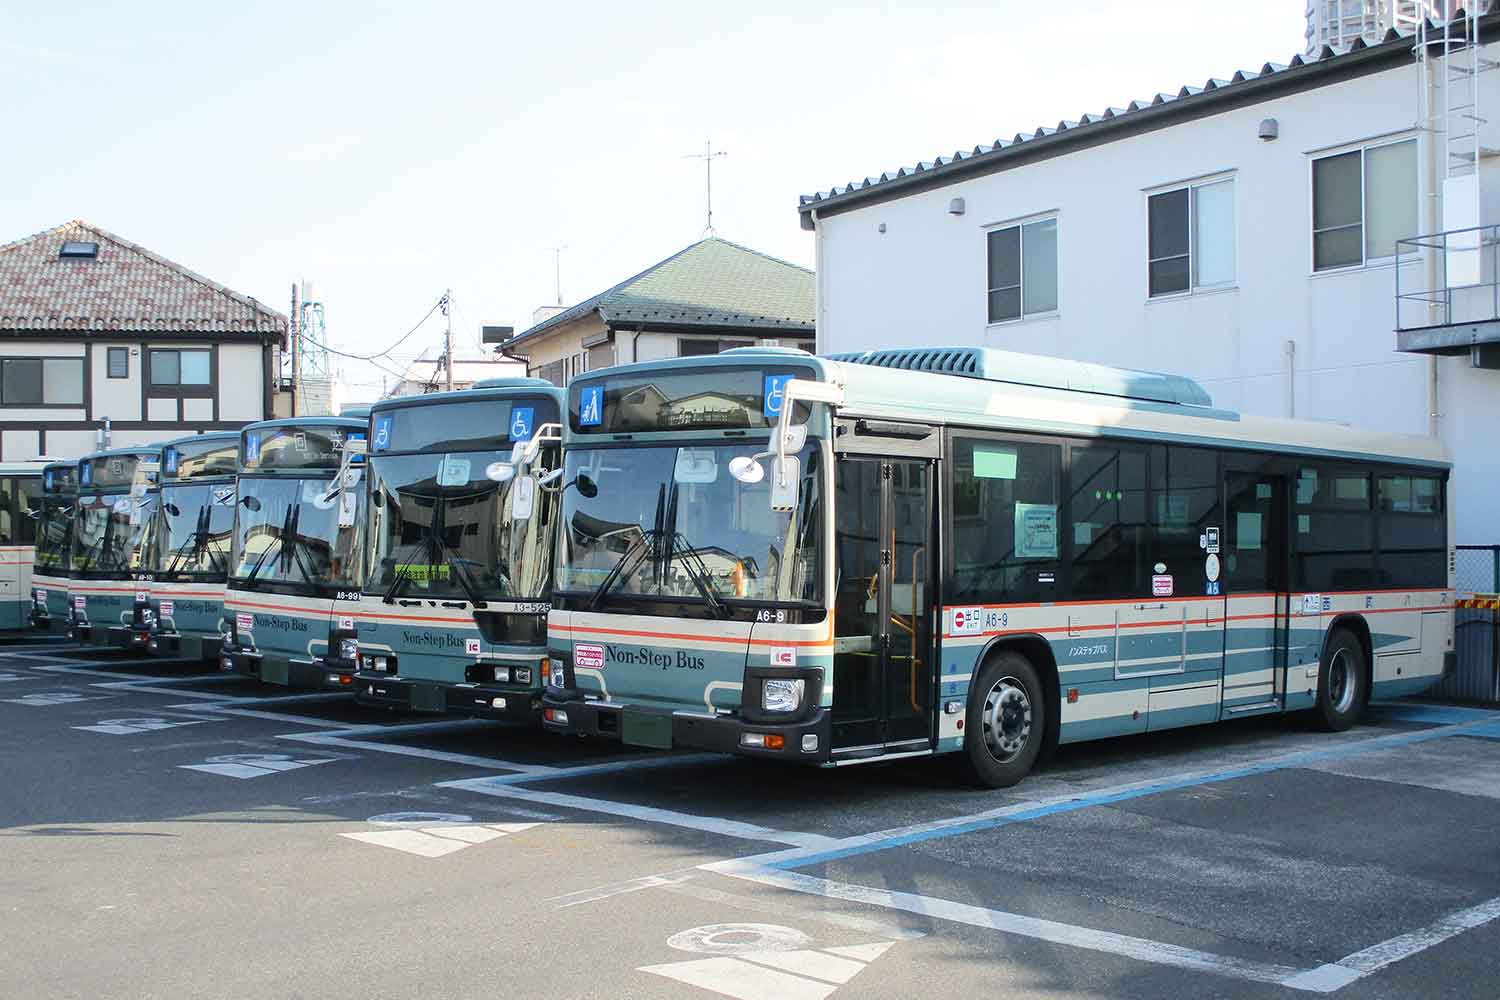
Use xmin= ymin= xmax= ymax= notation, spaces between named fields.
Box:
xmin=831 ymin=455 xmax=934 ymax=750
xmin=1223 ymin=471 xmax=1290 ymax=713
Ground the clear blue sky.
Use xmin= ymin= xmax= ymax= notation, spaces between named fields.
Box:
xmin=1 ymin=1 xmax=1300 ymax=400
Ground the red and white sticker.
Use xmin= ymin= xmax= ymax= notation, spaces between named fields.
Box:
xmin=1152 ymin=574 xmax=1174 ymax=597
xmin=136 ymin=590 xmax=149 ymax=603
xmin=574 ymin=643 xmax=605 ymax=670
xmin=34 ymin=588 xmax=47 ymax=601
xmin=160 ymin=600 xmax=174 ymax=617
xmin=950 ymin=606 xmax=982 ymax=635
xmin=236 ymin=613 xmax=254 ymax=633
xmin=339 ymin=615 xmax=355 ymax=630
xmin=769 ymin=646 xmax=796 ymax=668
xmin=74 ymin=596 xmax=86 ymax=611
xmin=464 ymin=637 xmax=481 ymax=656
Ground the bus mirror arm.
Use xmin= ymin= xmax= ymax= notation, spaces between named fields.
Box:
xmin=770 ymin=379 xmax=843 ymax=514
xmin=513 ymin=422 xmax=563 ymax=472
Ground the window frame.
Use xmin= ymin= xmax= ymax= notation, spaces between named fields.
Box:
xmin=1146 ymin=173 xmax=1237 ymax=299
xmin=984 ymin=212 xmax=1060 ymax=326
xmin=1309 ymin=135 xmax=1419 ymax=274
xmin=107 ymin=346 xmax=130 ymax=379
xmin=145 ymin=347 xmax=215 ymax=397
xmin=0 ymin=356 xmax=85 ymax=408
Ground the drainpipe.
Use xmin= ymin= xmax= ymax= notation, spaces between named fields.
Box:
xmin=1285 ymin=340 xmax=1296 ymax=418
xmin=1422 ymin=47 xmax=1443 ymax=438
xmin=811 ymin=207 xmax=824 ymax=354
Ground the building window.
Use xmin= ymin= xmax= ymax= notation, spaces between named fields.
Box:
xmin=679 ymin=338 xmax=755 ymax=357
xmin=986 ymin=217 xmax=1058 ymax=323
xmin=107 ymin=347 xmax=129 ymax=378
xmin=1312 ymin=138 xmax=1417 ymax=271
xmin=536 ymin=360 xmax=564 ymax=387
xmin=0 ymin=358 xmax=84 ymax=406
xmin=1148 ymin=178 xmax=1235 ymax=296
xmin=148 ymin=349 xmax=211 ymax=387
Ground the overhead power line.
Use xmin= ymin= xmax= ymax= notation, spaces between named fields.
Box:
xmin=309 ymin=294 xmax=447 ymax=362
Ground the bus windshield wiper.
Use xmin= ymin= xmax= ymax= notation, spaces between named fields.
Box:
xmin=240 ymin=503 xmax=294 ymax=589
xmin=663 ymin=484 xmax=727 ymax=618
xmin=587 ymin=484 xmax=665 ymax=611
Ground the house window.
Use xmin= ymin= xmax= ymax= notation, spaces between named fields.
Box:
xmin=1148 ymin=178 xmax=1235 ymax=296
xmin=1312 ymin=138 xmax=1417 ymax=271
xmin=107 ymin=347 xmax=129 ymax=378
xmin=148 ymin=349 xmax=211 ymax=387
xmin=679 ymin=338 xmax=755 ymax=357
xmin=0 ymin=358 xmax=84 ymax=406
xmin=986 ymin=217 xmax=1058 ymax=323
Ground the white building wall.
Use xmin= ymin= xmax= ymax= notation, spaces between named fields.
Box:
xmin=217 ymin=344 xmax=265 ymax=422
xmin=813 ymin=52 xmax=1500 ymax=543
xmin=90 ymin=341 xmax=141 ymax=421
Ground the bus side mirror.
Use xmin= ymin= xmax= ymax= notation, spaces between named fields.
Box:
xmin=511 ymin=475 xmax=536 ymax=521
xmin=769 ymin=455 xmax=800 ymax=514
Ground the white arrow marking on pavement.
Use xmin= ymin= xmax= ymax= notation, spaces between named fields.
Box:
xmin=178 ymin=753 xmax=340 ymax=779
xmin=3 ymin=691 xmax=116 ymax=706
xmin=74 ymin=717 xmax=215 ymax=735
xmin=0 ymin=673 xmax=31 ymax=683
xmin=641 ymin=924 xmax=895 ymax=999
xmin=340 ymin=822 xmax=537 ymax=858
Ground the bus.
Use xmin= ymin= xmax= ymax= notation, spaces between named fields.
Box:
xmin=352 ymin=380 xmax=563 ymax=721
xmin=69 ymin=447 xmax=164 ymax=646
xmin=540 ymin=347 xmax=1455 ymax=787
xmin=31 ymin=461 xmax=77 ymax=634
xmin=0 ymin=462 xmax=46 ymax=631
xmin=142 ymin=432 xmax=242 ymax=660
xmin=220 ymin=413 xmax=368 ymax=689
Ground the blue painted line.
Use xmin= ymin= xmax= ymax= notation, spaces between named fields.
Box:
xmin=1455 ymin=720 xmax=1500 ymax=741
xmin=775 ymin=719 xmax=1494 ymax=872
xmin=1368 ymin=702 xmax=1500 ymax=725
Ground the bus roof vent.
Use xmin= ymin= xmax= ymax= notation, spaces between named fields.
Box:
xmin=827 ymin=346 xmax=1213 ymax=407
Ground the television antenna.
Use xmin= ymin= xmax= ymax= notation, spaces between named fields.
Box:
xmin=683 ymin=141 xmax=728 ymax=235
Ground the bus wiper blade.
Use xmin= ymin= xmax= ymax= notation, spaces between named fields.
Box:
xmin=382 ymin=562 xmax=414 ymax=603
xmin=670 ymin=532 xmax=728 ymax=618
xmin=443 ymin=548 xmax=489 ymax=608
xmin=586 ymin=530 xmax=654 ymax=611
xmin=241 ymin=502 xmax=294 ymax=589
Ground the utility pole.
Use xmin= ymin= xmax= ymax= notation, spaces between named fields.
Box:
xmin=442 ymin=289 xmax=453 ymax=392
xmin=683 ymin=141 xmax=728 ymax=235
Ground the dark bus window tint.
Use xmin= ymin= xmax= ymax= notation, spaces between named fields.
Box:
xmin=1069 ymin=445 xmax=1148 ymax=598
xmin=1150 ymin=447 xmax=1219 ymax=583
xmin=950 ymin=438 xmax=1061 ymax=603
xmin=1296 ymin=510 xmax=1374 ymax=590
xmin=14 ymin=476 xmax=40 ymax=545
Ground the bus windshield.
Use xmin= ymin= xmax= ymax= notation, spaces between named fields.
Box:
xmin=229 ymin=476 xmax=361 ymax=590
xmin=72 ymin=493 xmax=157 ymax=574
xmin=156 ymin=482 xmax=237 ymax=579
xmin=365 ymin=451 xmax=554 ymax=603
xmin=34 ymin=496 xmax=73 ymax=572
xmin=556 ymin=443 xmax=822 ymax=607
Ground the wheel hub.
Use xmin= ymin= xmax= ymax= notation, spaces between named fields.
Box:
xmin=982 ymin=677 xmax=1032 ymax=764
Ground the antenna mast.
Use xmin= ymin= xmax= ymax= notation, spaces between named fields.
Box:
xmin=683 ymin=141 xmax=728 ymax=234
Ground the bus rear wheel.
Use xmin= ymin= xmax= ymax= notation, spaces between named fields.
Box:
xmin=962 ymin=651 xmax=1046 ymax=789
xmin=1316 ymin=628 xmax=1367 ymax=732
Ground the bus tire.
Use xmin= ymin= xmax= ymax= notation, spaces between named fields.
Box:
xmin=961 ymin=651 xmax=1046 ymax=788
xmin=1316 ymin=628 xmax=1366 ymax=732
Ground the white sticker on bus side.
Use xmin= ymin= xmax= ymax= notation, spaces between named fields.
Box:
xmin=950 ymin=607 xmax=982 ymax=635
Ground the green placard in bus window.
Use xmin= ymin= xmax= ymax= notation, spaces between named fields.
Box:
xmin=973 ymin=446 xmax=1018 ymax=480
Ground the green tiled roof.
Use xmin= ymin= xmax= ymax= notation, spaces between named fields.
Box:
xmin=507 ymin=237 xmax=813 ymax=347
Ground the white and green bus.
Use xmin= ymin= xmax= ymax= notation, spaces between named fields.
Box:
xmin=30 ymin=461 xmax=77 ymax=634
xmin=352 ymin=380 xmax=563 ymax=721
xmin=541 ymin=347 xmax=1454 ymax=787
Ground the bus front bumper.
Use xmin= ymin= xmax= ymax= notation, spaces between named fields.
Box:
xmin=106 ymin=625 xmax=152 ymax=651
xmin=222 ymin=651 xmax=356 ymax=690
xmin=354 ymin=673 xmax=541 ymax=722
xmin=541 ymin=693 xmax=832 ymax=762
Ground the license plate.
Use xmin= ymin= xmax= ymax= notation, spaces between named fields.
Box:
xmin=261 ymin=660 xmax=289 ymax=686
xmin=411 ymin=684 xmax=446 ymax=713
xmin=621 ymin=709 xmax=673 ymax=750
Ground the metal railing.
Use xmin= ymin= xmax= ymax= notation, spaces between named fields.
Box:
xmin=1431 ymin=545 xmax=1500 ymax=704
xmin=1395 ymin=224 xmax=1500 ymax=332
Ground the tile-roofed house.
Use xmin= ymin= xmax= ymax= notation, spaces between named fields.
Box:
xmin=501 ymin=236 xmax=815 ymax=386
xmin=0 ymin=219 xmax=287 ymax=460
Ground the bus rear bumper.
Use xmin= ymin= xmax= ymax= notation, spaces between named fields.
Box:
xmin=354 ymin=673 xmax=541 ymax=722
xmin=541 ymin=695 xmax=832 ymax=762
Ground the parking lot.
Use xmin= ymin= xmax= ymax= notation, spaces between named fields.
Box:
xmin=3 ymin=641 xmax=1500 ymax=1000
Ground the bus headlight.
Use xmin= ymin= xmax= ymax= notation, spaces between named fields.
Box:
xmin=513 ymin=666 xmax=532 ymax=685
xmin=762 ymin=678 xmax=804 ymax=713
xmin=338 ymin=637 xmax=359 ymax=660
xmin=548 ymin=659 xmax=567 ymax=689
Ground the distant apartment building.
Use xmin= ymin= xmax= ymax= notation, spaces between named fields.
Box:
xmin=798 ymin=12 xmax=1500 ymax=542
xmin=0 ymin=220 xmax=285 ymax=459
xmin=501 ymin=237 xmax=814 ymax=385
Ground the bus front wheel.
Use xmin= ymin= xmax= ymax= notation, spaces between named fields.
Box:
xmin=1316 ymin=628 xmax=1367 ymax=732
xmin=962 ymin=651 xmax=1046 ymax=789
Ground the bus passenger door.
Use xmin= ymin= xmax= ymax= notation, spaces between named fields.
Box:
xmin=1222 ymin=472 xmax=1290 ymax=715
xmin=831 ymin=455 xmax=934 ymax=753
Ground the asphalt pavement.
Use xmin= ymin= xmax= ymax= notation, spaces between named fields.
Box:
xmin=3 ymin=640 xmax=1498 ymax=1000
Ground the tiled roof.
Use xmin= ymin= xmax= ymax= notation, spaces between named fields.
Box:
xmin=0 ymin=219 xmax=286 ymax=338
xmin=507 ymin=237 xmax=814 ymax=347
xmin=798 ymin=11 xmax=1498 ymax=215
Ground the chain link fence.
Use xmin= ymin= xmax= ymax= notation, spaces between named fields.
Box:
xmin=1430 ymin=545 xmax=1500 ymax=703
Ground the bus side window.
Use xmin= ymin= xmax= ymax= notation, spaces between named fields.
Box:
xmin=950 ymin=437 xmax=1061 ymax=603
xmin=1068 ymin=445 xmax=1147 ymax=599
